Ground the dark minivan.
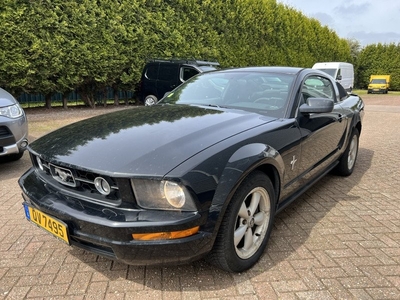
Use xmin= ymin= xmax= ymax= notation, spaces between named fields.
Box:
xmin=138 ymin=59 xmax=219 ymax=105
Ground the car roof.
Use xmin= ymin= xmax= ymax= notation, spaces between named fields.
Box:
xmin=216 ymin=66 xmax=305 ymax=74
xmin=146 ymin=59 xmax=220 ymax=67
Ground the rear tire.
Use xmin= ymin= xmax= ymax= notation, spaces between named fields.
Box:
xmin=335 ymin=128 xmax=359 ymax=176
xmin=208 ymin=171 xmax=275 ymax=272
xmin=144 ymin=95 xmax=158 ymax=106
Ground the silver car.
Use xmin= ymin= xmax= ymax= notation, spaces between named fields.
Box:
xmin=0 ymin=87 xmax=28 ymax=161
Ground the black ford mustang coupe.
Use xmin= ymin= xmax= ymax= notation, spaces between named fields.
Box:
xmin=19 ymin=67 xmax=364 ymax=272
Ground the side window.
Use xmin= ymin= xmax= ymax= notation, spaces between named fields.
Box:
xmin=302 ymin=75 xmax=335 ymax=101
xmin=145 ymin=64 xmax=158 ymax=80
xmin=181 ymin=67 xmax=199 ymax=81
xmin=158 ymin=64 xmax=176 ymax=81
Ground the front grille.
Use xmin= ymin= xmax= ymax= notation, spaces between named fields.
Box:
xmin=0 ymin=125 xmax=15 ymax=148
xmin=34 ymin=155 xmax=123 ymax=205
xmin=0 ymin=126 xmax=11 ymax=137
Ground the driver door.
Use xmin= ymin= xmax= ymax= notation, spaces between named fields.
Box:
xmin=296 ymin=75 xmax=347 ymax=183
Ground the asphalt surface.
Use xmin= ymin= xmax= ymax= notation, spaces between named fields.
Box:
xmin=1 ymin=94 xmax=399 ymax=299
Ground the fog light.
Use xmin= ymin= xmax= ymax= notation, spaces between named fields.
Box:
xmin=132 ymin=226 xmax=200 ymax=240
xmin=21 ymin=140 xmax=28 ymax=148
xmin=94 ymin=177 xmax=111 ymax=195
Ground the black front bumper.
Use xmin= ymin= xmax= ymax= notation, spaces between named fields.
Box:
xmin=19 ymin=168 xmax=213 ymax=266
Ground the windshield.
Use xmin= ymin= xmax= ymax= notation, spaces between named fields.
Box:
xmin=198 ymin=66 xmax=219 ymax=72
xmin=159 ymin=71 xmax=295 ymax=118
xmin=316 ymin=68 xmax=337 ymax=77
xmin=371 ymin=79 xmax=387 ymax=84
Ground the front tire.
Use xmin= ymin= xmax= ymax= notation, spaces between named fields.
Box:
xmin=208 ymin=171 xmax=276 ymax=272
xmin=335 ymin=128 xmax=359 ymax=176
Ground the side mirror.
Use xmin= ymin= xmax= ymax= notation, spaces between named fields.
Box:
xmin=299 ymin=98 xmax=334 ymax=114
xmin=336 ymin=74 xmax=342 ymax=80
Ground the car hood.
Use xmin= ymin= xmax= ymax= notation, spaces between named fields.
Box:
xmin=0 ymin=88 xmax=17 ymax=106
xmin=29 ymin=105 xmax=274 ymax=176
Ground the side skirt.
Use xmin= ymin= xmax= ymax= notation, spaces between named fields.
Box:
xmin=275 ymin=160 xmax=339 ymax=215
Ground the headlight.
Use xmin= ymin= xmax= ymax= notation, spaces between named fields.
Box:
xmin=0 ymin=103 xmax=24 ymax=118
xmin=131 ymin=179 xmax=197 ymax=211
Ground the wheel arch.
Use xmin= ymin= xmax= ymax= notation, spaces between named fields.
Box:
xmin=206 ymin=143 xmax=283 ymax=239
xmin=253 ymin=163 xmax=281 ymax=205
xmin=355 ymin=120 xmax=362 ymax=136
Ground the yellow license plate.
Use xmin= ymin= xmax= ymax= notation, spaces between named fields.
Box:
xmin=24 ymin=204 xmax=70 ymax=244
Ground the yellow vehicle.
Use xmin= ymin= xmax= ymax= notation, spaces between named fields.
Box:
xmin=368 ymin=75 xmax=391 ymax=94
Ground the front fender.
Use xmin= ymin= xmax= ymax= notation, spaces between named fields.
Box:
xmin=203 ymin=143 xmax=284 ymax=234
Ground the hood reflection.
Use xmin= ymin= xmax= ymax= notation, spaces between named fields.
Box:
xmin=30 ymin=105 xmax=222 ymax=159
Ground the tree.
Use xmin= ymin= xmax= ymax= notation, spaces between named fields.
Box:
xmin=0 ymin=0 xmax=355 ymax=107
xmin=347 ymin=38 xmax=361 ymax=64
xmin=356 ymin=43 xmax=400 ymax=90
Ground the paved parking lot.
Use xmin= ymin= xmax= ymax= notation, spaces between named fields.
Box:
xmin=1 ymin=95 xmax=400 ymax=299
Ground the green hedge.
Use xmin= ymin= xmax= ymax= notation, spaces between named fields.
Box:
xmin=0 ymin=0 xmax=352 ymax=108
xmin=356 ymin=43 xmax=400 ymax=90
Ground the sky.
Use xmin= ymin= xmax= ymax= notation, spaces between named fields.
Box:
xmin=277 ymin=0 xmax=400 ymax=46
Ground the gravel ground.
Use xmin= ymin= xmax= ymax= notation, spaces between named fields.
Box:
xmin=25 ymin=105 xmax=133 ymax=141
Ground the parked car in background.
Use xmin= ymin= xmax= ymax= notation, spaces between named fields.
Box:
xmin=312 ymin=62 xmax=354 ymax=92
xmin=138 ymin=59 xmax=220 ymax=105
xmin=19 ymin=67 xmax=364 ymax=272
xmin=0 ymin=87 xmax=28 ymax=161
xmin=368 ymin=75 xmax=391 ymax=94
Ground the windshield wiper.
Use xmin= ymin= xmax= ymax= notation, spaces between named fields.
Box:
xmin=188 ymin=103 xmax=229 ymax=109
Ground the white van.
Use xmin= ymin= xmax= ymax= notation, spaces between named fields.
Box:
xmin=312 ymin=62 xmax=354 ymax=92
